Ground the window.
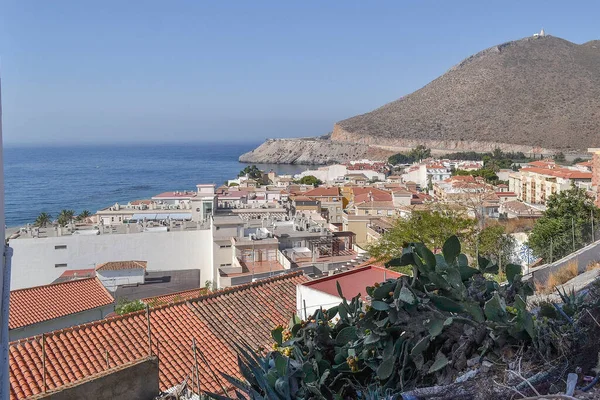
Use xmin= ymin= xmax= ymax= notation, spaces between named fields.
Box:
xmin=55 ymin=263 xmax=67 ymax=268
xmin=111 ymin=217 xmax=114 ymax=222
xmin=220 ymin=263 xmax=232 ymax=267
xmin=219 ymin=244 xmax=232 ymax=249
xmin=54 ymin=245 xmax=67 ymax=250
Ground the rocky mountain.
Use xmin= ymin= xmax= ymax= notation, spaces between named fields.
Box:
xmin=241 ymin=35 xmax=600 ymax=164
xmin=334 ymin=35 xmax=600 ymax=153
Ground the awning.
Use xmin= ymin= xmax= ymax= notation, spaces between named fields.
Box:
xmin=168 ymin=213 xmax=192 ymax=220
xmin=131 ymin=213 xmax=157 ymax=220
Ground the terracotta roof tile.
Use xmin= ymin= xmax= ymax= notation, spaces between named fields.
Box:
xmin=303 ymin=187 xmax=340 ymax=197
xmin=521 ymin=166 xmax=592 ymax=180
xmin=95 ymin=261 xmax=147 ymax=271
xmin=143 ymin=288 xmax=209 ymax=305
xmin=9 ymin=278 xmax=114 ymax=330
xmin=9 ymin=272 xmax=308 ymax=399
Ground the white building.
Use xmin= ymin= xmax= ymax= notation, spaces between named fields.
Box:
xmin=401 ymin=162 xmax=451 ymax=188
xmin=296 ymin=164 xmax=348 ymax=183
xmin=9 ymin=225 xmax=213 ymax=290
xmin=95 ymin=260 xmax=147 ymax=291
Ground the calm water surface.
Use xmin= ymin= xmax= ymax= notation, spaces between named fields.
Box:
xmin=4 ymin=143 xmax=311 ymax=227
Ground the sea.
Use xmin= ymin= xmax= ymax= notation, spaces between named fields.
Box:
xmin=4 ymin=142 xmax=312 ymax=227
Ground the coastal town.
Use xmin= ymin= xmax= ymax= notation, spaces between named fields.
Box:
xmin=5 ymin=146 xmax=600 ymax=398
xmin=5 ymin=9 xmax=600 ymax=398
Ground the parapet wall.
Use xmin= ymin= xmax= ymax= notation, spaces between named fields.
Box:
xmin=29 ymin=357 xmax=159 ymax=400
xmin=529 ymin=240 xmax=600 ymax=285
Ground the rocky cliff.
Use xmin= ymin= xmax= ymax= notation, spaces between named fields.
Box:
xmin=238 ymin=138 xmax=395 ymax=165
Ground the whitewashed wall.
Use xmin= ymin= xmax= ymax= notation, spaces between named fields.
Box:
xmin=296 ymin=285 xmax=341 ymax=320
xmin=96 ymin=268 xmax=145 ymax=291
xmin=10 ymin=229 xmax=213 ymax=290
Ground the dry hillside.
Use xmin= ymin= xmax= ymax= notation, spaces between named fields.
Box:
xmin=334 ymin=36 xmax=600 ymax=152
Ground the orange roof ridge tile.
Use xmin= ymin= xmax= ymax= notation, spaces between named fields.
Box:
xmin=146 ymin=270 xmax=307 ymax=308
xmin=9 ymin=276 xmax=98 ymax=294
xmin=95 ymin=261 xmax=147 ymax=271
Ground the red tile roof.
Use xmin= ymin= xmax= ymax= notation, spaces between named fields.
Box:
xmin=303 ymin=187 xmax=340 ymax=197
xmin=352 ymin=187 xmax=393 ymax=202
xmin=9 ymin=278 xmax=114 ymax=330
xmin=303 ymin=266 xmax=402 ymax=300
xmin=95 ymin=261 xmax=147 ymax=272
xmin=356 ymin=200 xmax=396 ymax=209
xmin=9 ymin=272 xmax=308 ymax=399
xmin=130 ymin=200 xmax=152 ymax=205
xmin=52 ymin=269 xmax=96 ymax=283
xmin=143 ymin=288 xmax=209 ymax=305
xmin=293 ymin=195 xmax=317 ymax=202
xmin=527 ymin=159 xmax=556 ymax=168
xmin=521 ymin=166 xmax=592 ymax=180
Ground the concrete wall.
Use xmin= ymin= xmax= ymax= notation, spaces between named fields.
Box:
xmin=277 ymin=250 xmax=292 ymax=269
xmin=96 ymin=269 xmax=145 ymax=292
xmin=10 ymin=229 xmax=213 ymax=290
xmin=296 ymin=285 xmax=341 ymax=320
xmin=10 ymin=304 xmax=114 ymax=341
xmin=30 ymin=357 xmax=159 ymax=400
xmin=529 ymin=239 xmax=600 ymax=285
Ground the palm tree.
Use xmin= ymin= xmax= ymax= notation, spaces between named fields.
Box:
xmin=58 ymin=209 xmax=76 ymax=227
xmin=34 ymin=212 xmax=52 ymax=228
xmin=77 ymin=210 xmax=92 ymax=222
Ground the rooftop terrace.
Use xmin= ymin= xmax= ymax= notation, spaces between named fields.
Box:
xmin=10 ymin=220 xmax=210 ymax=240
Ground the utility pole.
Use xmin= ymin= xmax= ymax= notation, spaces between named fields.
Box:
xmin=0 ymin=75 xmax=13 ymax=400
xmin=550 ymin=236 xmax=553 ymax=263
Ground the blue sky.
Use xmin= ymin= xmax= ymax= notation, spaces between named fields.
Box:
xmin=1 ymin=1 xmax=599 ymax=145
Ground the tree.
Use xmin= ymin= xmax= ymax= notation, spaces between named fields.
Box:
xmin=408 ymin=145 xmax=431 ymax=162
xmin=477 ymin=223 xmax=516 ymax=271
xmin=453 ymin=167 xmax=499 ymax=184
xmin=554 ymin=152 xmax=566 ymax=163
xmin=205 ymin=280 xmax=217 ymax=292
xmin=368 ymin=207 xmax=476 ymax=263
xmin=77 ymin=210 xmax=91 ymax=221
xmin=296 ymin=175 xmax=323 ymax=187
xmin=57 ymin=209 xmax=76 ymax=227
xmin=115 ymin=299 xmax=145 ymax=315
xmin=571 ymin=157 xmax=584 ymax=165
xmin=34 ymin=212 xmax=53 ymax=227
xmin=238 ymin=165 xmax=263 ymax=180
xmin=528 ymin=186 xmax=600 ymax=261
xmin=388 ymin=153 xmax=415 ymax=165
